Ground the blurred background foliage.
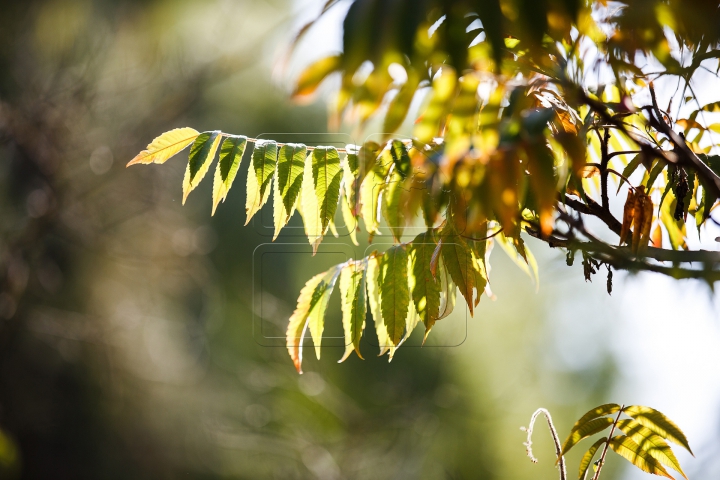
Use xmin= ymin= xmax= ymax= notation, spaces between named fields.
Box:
xmin=0 ymin=1 xmax=717 ymax=479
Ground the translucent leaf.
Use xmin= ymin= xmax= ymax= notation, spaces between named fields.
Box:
xmin=437 ymin=256 xmax=457 ymax=322
xmin=616 ymin=419 xmax=688 ymax=479
xmin=127 ymin=127 xmax=200 ymax=166
xmin=245 ymin=140 xmax=278 ymax=225
xmin=570 ymin=404 xmax=622 ymax=432
xmin=382 ymin=167 xmax=405 ymax=242
xmin=182 ymin=131 xmax=222 ymax=204
xmin=414 ymin=67 xmax=457 ymax=144
xmin=359 ymin=149 xmax=390 ymax=235
xmin=311 ymin=146 xmax=343 ymax=232
xmin=579 ymin=437 xmax=607 ymax=480
xmin=383 ymin=71 xmax=419 ymax=134
xmin=272 ymin=175 xmax=285 ymax=240
xmin=389 ymin=140 xmax=410 ymax=179
xmin=306 ymin=265 xmax=343 ymax=361
xmin=559 ymin=417 xmax=614 ymax=456
xmin=624 ymin=405 xmax=693 ymax=455
xmin=212 ymin=135 xmax=247 ymax=215
xmin=409 ymin=231 xmax=442 ymax=336
xmin=367 ymin=254 xmax=392 ymax=356
xmin=616 ymin=154 xmax=644 ymax=194
xmin=299 ymin=151 xmax=323 ymax=253
xmin=340 ymin=184 xmax=359 ymax=246
xmin=286 ymin=268 xmax=336 ymax=374
xmin=277 ymin=144 xmax=307 ymax=219
xmin=379 ymin=245 xmax=410 ymax=347
xmin=609 ymin=435 xmax=673 ymax=479
xmin=440 ymin=231 xmax=479 ymax=316
xmin=292 ymin=54 xmax=342 ymax=98
xmin=339 ymin=260 xmax=367 ymax=362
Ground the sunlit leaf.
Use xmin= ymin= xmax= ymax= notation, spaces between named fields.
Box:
xmin=292 ymin=54 xmax=342 ymax=98
xmin=616 ymin=419 xmax=688 ymax=479
xmin=245 ymin=140 xmax=278 ymax=225
xmin=440 ymin=228 xmax=479 ymax=316
xmin=339 ymin=260 xmax=366 ymax=362
xmin=560 ymin=417 xmax=614 ymax=456
xmin=127 ymin=127 xmax=200 ymax=166
xmin=382 ymin=167 xmax=406 ymax=242
xmin=299 ymin=150 xmax=322 ymax=253
xmin=306 ymin=264 xmax=343 ymax=361
xmin=367 ymin=254 xmax=392 ymax=356
xmin=182 ymin=131 xmax=222 ymax=204
xmin=609 ymin=435 xmax=673 ymax=479
xmin=277 ymin=144 xmax=307 ymax=219
xmin=579 ymin=437 xmax=607 ymax=480
xmin=286 ymin=266 xmax=340 ymax=374
xmin=312 ymin=146 xmax=343 ymax=232
xmin=212 ymin=135 xmax=247 ymax=215
xmin=408 ymin=231 xmax=442 ymax=336
xmin=379 ymin=245 xmax=410 ymax=347
xmin=383 ymin=71 xmax=419 ymax=134
xmin=389 ymin=139 xmax=410 ymax=179
xmin=624 ymin=405 xmax=693 ymax=455
xmin=414 ymin=67 xmax=457 ymax=144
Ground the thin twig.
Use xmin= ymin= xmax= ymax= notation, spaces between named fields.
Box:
xmin=522 ymin=408 xmax=567 ymax=480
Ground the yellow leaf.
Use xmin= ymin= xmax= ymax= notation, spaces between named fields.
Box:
xmin=127 ymin=127 xmax=199 ymax=166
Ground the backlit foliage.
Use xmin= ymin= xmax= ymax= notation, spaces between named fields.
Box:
xmin=128 ymin=0 xmax=720 ymax=373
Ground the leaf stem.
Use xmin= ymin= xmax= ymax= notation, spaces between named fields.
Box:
xmin=523 ymin=408 xmax=567 ymax=480
xmin=591 ymin=405 xmax=624 ymax=480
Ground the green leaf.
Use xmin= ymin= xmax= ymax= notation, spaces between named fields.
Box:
xmin=277 ymin=144 xmax=307 ymax=218
xmin=182 ymin=131 xmax=222 ymax=204
xmin=339 ymin=260 xmax=366 ymax=362
xmin=440 ymin=231 xmax=480 ymax=316
xmin=382 ymin=168 xmax=406 ymax=242
xmin=560 ymin=417 xmax=614 ymax=457
xmin=286 ymin=266 xmax=339 ymax=374
xmin=437 ymin=256 xmax=457 ymax=322
xmin=389 ymin=139 xmax=410 ymax=179
xmin=616 ymin=419 xmax=688 ymax=479
xmin=340 ymin=183 xmax=359 ymax=246
xmin=579 ymin=437 xmax=607 ymax=480
xmin=414 ymin=67 xmax=457 ymax=144
xmin=245 ymin=140 xmax=278 ymax=225
xmin=311 ymin=146 xmax=343 ymax=232
xmin=572 ymin=404 xmax=622 ymax=431
xmin=624 ymin=405 xmax=693 ymax=455
xmin=616 ymin=153 xmax=644 ymax=194
xmin=409 ymin=231 xmax=442 ymax=337
xmin=366 ymin=254 xmax=392 ymax=356
xmin=306 ymin=264 xmax=343 ymax=361
xmin=379 ymin=245 xmax=410 ymax=346
xmin=212 ymin=135 xmax=247 ymax=215
xmin=646 ymin=160 xmax=666 ymax=190
xmin=299 ymin=150 xmax=323 ymax=253
xmin=359 ymin=149 xmax=390 ymax=235
xmin=609 ymin=435 xmax=673 ymax=479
